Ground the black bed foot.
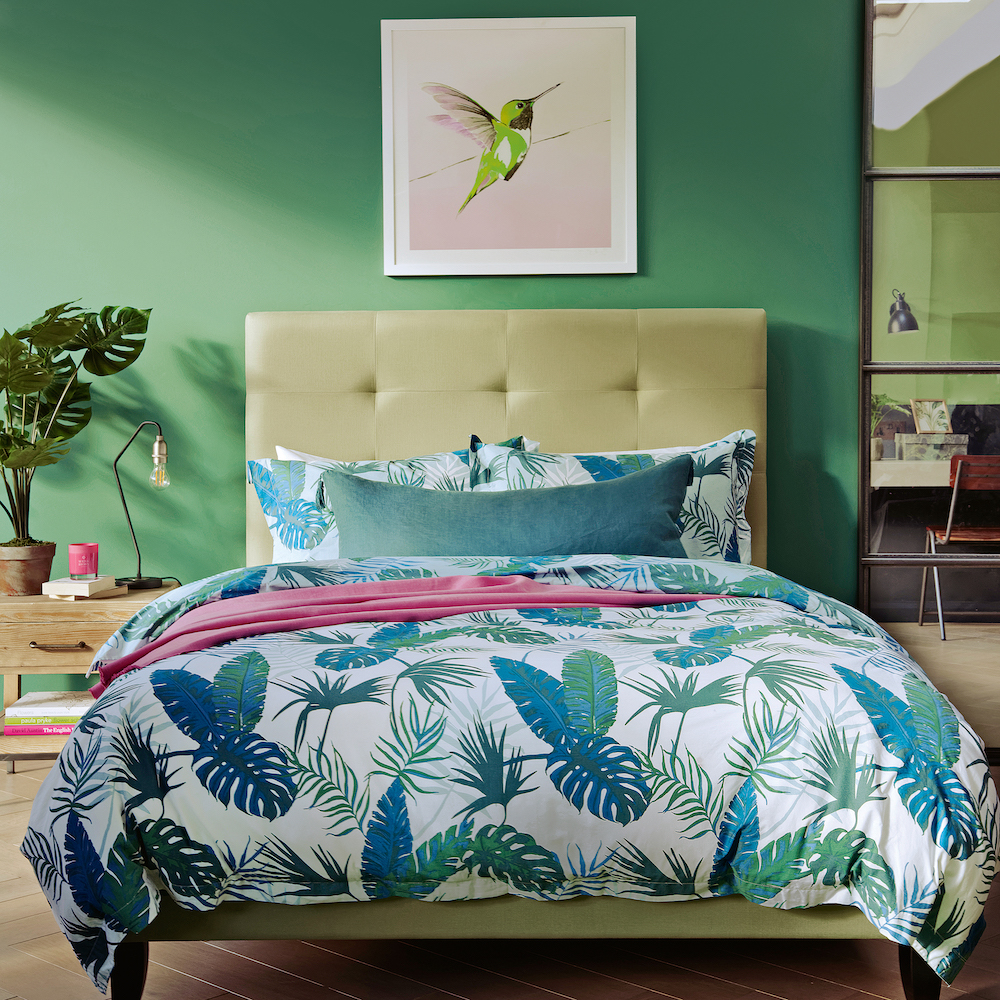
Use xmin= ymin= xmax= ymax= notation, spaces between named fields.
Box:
xmin=898 ymin=944 xmax=942 ymax=1000
xmin=110 ymin=940 xmax=149 ymax=1000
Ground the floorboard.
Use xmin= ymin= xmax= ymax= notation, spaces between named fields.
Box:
xmin=2 ymin=761 xmax=999 ymax=1000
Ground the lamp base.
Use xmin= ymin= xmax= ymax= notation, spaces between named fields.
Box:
xmin=116 ymin=576 xmax=164 ymax=590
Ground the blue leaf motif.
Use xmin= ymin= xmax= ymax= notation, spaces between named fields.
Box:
xmin=546 ymin=734 xmax=650 ymax=825
xmin=370 ymin=622 xmax=421 ymax=649
xmin=65 ymin=811 xmax=104 ymax=918
xmin=221 ymin=566 xmax=267 ymax=599
xmin=577 ymin=455 xmax=625 ymax=480
xmin=152 ymin=669 xmax=223 ymax=746
xmin=724 ymin=529 xmax=740 ymax=563
xmin=491 ymin=656 xmax=576 ymax=746
xmin=247 ymin=461 xmax=282 ymax=517
xmin=616 ymin=453 xmax=654 ymax=474
xmin=213 ymin=651 xmax=269 ymax=731
xmin=895 ymin=757 xmax=980 ymax=860
xmin=520 ymin=607 xmax=605 ymax=627
xmin=710 ymin=778 xmax=760 ymax=896
xmin=315 ymin=647 xmax=398 ymax=671
xmin=361 ymin=778 xmax=414 ymax=899
xmin=832 ymin=666 xmax=916 ymax=762
xmin=193 ymin=731 xmax=296 ymax=819
xmin=274 ymin=498 xmax=330 ymax=550
xmin=654 ymin=646 xmax=730 ymax=669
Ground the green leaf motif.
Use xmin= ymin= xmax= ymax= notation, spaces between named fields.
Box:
xmin=102 ymin=830 xmax=152 ymax=933
xmin=607 ymin=841 xmax=701 ymax=896
xmin=801 ymin=723 xmax=884 ymax=819
xmin=736 ymin=826 xmax=810 ymax=904
xmin=286 ymin=743 xmax=369 ymax=835
xmin=404 ymin=818 xmax=473 ymax=897
xmin=136 ymin=817 xmax=225 ymax=900
xmin=903 ymin=673 xmax=961 ymax=767
xmin=452 ymin=720 xmax=537 ymax=818
xmin=562 ymin=649 xmax=617 ymax=736
xmin=214 ymin=651 xmax=269 ymax=731
xmin=803 ymin=828 xmax=896 ymax=919
xmin=458 ymin=823 xmax=564 ymax=893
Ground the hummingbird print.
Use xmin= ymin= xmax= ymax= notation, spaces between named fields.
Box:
xmin=423 ymin=82 xmax=561 ymax=213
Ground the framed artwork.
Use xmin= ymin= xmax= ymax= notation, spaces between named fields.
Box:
xmin=381 ymin=16 xmax=636 ymax=276
xmin=910 ymin=398 xmax=953 ymax=434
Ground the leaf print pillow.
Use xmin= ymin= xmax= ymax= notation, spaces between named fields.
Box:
xmin=469 ymin=430 xmax=756 ymax=564
xmin=248 ymin=436 xmax=538 ymax=564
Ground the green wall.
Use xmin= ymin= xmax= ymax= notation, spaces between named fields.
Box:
xmin=0 ymin=2 xmax=862 ymax=660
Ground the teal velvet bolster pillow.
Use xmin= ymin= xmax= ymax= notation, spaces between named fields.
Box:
xmin=320 ymin=454 xmax=693 ymax=558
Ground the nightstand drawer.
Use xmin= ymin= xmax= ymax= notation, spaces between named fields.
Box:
xmin=0 ymin=622 xmax=115 ymax=670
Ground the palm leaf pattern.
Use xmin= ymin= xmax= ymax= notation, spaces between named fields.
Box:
xmin=22 ymin=554 xmax=997 ymax=994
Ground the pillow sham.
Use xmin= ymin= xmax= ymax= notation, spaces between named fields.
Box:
xmin=275 ymin=434 xmax=538 ymax=464
xmin=320 ymin=454 xmax=693 ymax=559
xmin=469 ymin=429 xmax=756 ymax=564
xmin=248 ymin=436 xmax=537 ymax=563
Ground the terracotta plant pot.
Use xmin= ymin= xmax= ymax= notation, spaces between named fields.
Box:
xmin=0 ymin=543 xmax=57 ymax=596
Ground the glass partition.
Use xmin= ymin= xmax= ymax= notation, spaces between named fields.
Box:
xmin=872 ymin=1 xmax=1000 ymax=169
xmin=862 ymin=1 xmax=1000 ymax=622
xmin=871 ymin=180 xmax=1000 ymax=363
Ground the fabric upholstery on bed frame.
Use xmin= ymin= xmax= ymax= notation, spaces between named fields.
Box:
xmin=245 ymin=308 xmax=768 ymax=568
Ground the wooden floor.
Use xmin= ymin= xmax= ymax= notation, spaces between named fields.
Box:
xmin=3 ymin=761 xmax=1000 ymax=1000
xmin=881 ymin=622 xmax=1000 ymax=749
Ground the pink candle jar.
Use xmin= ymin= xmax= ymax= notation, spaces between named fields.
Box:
xmin=68 ymin=542 xmax=99 ymax=580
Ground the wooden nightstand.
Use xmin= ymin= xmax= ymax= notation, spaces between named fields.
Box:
xmin=0 ymin=584 xmax=178 ymax=768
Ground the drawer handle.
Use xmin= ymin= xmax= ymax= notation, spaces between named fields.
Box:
xmin=29 ymin=641 xmax=88 ymax=651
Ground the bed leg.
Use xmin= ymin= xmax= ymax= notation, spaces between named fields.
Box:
xmin=110 ymin=940 xmax=149 ymax=1000
xmin=898 ymin=944 xmax=942 ymax=1000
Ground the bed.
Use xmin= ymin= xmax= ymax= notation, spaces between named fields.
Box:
xmin=21 ymin=308 xmax=997 ymax=1000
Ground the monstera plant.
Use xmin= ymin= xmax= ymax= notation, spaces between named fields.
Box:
xmin=0 ymin=302 xmax=150 ymax=548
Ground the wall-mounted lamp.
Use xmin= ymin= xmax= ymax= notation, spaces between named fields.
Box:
xmin=114 ymin=420 xmax=170 ymax=589
xmin=888 ymin=289 xmax=919 ymax=333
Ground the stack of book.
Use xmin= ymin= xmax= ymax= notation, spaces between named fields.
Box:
xmin=3 ymin=689 xmax=95 ymax=736
xmin=41 ymin=575 xmax=127 ymax=600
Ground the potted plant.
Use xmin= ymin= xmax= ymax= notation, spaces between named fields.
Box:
xmin=0 ymin=302 xmax=150 ymax=594
xmin=870 ymin=392 xmax=909 ymax=461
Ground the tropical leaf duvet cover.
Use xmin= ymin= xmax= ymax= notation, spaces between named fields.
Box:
xmin=22 ymin=555 xmax=998 ymax=991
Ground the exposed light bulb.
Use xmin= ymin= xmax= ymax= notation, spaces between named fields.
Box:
xmin=149 ymin=433 xmax=169 ymax=489
xmin=150 ymin=461 xmax=170 ymax=490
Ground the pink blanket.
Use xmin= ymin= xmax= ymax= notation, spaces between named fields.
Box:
xmin=95 ymin=575 xmax=720 ymax=693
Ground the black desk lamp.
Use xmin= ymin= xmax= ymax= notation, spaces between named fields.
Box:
xmin=114 ymin=420 xmax=170 ymax=589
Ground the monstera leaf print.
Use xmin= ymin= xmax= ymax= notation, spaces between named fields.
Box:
xmin=248 ymin=461 xmax=330 ymax=550
xmin=547 ymin=735 xmax=650 ymax=825
xmin=458 ymin=824 xmax=564 ymax=893
xmin=132 ymin=817 xmax=225 ymax=901
xmin=491 ymin=654 xmax=650 ymax=825
xmin=152 ymin=652 xmax=296 ymax=820
xmin=834 ymin=667 xmax=979 ymax=859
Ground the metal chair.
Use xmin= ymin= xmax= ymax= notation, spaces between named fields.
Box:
xmin=918 ymin=454 xmax=1000 ymax=639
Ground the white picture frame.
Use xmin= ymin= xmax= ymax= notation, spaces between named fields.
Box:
xmin=381 ymin=16 xmax=636 ymax=276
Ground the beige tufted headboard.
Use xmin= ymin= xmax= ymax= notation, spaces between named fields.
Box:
xmin=245 ymin=309 xmax=767 ymax=568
